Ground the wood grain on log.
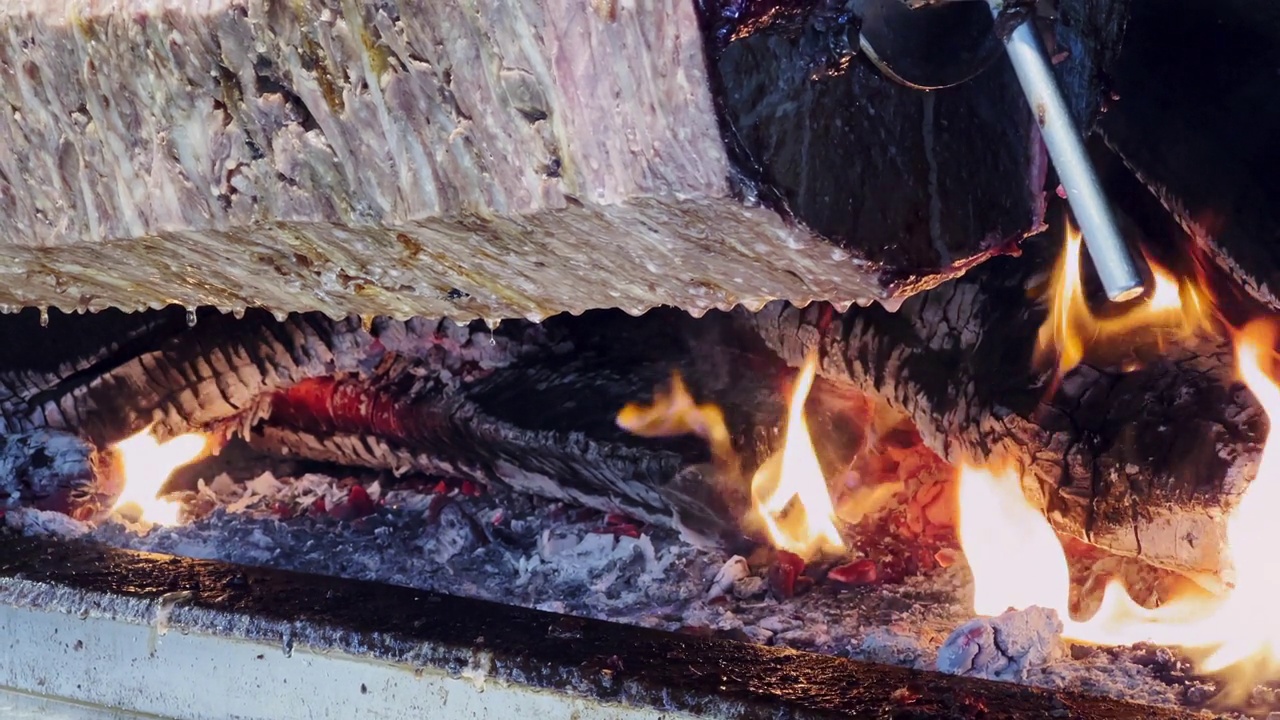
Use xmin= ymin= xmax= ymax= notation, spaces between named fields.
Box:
xmin=0 ymin=0 xmax=1074 ymax=320
xmin=743 ymin=250 xmax=1265 ymax=579
xmin=0 ymin=308 xmax=373 ymax=445
xmin=247 ymin=309 xmax=877 ymax=540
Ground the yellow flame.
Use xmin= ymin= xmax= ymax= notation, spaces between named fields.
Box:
xmin=749 ymin=353 xmax=844 ymax=559
xmin=1037 ymin=224 xmax=1210 ymax=376
xmin=955 ymin=464 xmax=1070 ymax=617
xmin=616 ymin=356 xmax=845 ymax=560
xmin=617 ymin=372 xmax=735 ymax=471
xmin=110 ymin=426 xmax=208 ymax=526
xmin=957 ymin=320 xmax=1280 ymax=695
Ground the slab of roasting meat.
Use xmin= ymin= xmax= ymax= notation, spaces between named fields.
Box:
xmin=0 ymin=0 xmax=1136 ymax=321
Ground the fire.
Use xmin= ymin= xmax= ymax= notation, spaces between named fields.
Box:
xmin=110 ymin=426 xmax=208 ymax=526
xmin=955 ymin=463 xmax=1070 ymax=617
xmin=1036 ymin=224 xmax=1210 ymax=375
xmin=616 ymin=371 xmax=736 ymax=471
xmin=617 ymin=354 xmax=844 ymax=559
xmin=957 ymin=320 xmax=1280 ymax=694
xmin=748 ymin=353 xmax=845 ymax=559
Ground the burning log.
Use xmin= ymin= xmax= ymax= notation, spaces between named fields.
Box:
xmin=0 ymin=429 xmax=121 ymax=521
xmin=744 ymin=245 xmax=1265 ymax=580
xmin=0 ymin=0 xmax=1104 ymax=321
xmin=0 ymin=305 xmax=869 ymax=542
xmin=0 ymin=308 xmax=375 ymax=445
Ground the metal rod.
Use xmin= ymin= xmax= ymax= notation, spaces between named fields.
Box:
xmin=989 ymin=1 xmax=1145 ymax=303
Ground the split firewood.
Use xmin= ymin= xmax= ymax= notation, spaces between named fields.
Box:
xmin=743 ymin=246 xmax=1265 ymax=580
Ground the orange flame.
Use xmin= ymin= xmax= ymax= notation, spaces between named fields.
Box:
xmin=616 ymin=372 xmax=736 ymax=471
xmin=748 ymin=353 xmax=845 ymax=559
xmin=110 ymin=426 xmax=208 ymax=526
xmin=617 ymin=356 xmax=844 ymax=560
xmin=955 ymin=463 xmax=1070 ymax=617
xmin=957 ymin=320 xmax=1280 ymax=697
xmin=1036 ymin=224 xmax=1210 ymax=376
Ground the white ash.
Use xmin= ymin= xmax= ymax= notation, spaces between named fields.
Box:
xmin=707 ymin=556 xmax=750 ymax=599
xmin=936 ymin=607 xmax=1064 ymax=682
xmin=8 ymin=508 xmax=92 ymax=538
xmin=0 ymin=470 xmax=1227 ymax=713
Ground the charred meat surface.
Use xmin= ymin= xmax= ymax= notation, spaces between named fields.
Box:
xmin=1100 ymin=0 xmax=1280 ymax=313
xmin=695 ymin=0 xmax=1130 ymax=292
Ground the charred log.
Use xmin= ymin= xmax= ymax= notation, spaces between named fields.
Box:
xmin=0 ymin=306 xmax=869 ymax=543
xmin=0 ymin=308 xmax=375 ymax=445
xmin=744 ymin=249 xmax=1265 ymax=579
xmin=251 ymin=311 xmax=867 ymax=540
xmin=254 ymin=362 xmax=743 ymax=539
xmin=0 ymin=429 xmax=121 ymax=521
xmin=1099 ymin=0 xmax=1280 ymax=313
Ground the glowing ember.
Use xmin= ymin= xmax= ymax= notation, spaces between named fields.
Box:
xmin=957 ymin=320 xmax=1280 ymax=696
xmin=110 ymin=426 xmax=207 ymax=526
xmin=749 ymin=353 xmax=844 ymax=559
xmin=1036 ymin=224 xmax=1210 ymax=376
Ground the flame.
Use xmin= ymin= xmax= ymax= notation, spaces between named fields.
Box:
xmin=616 ymin=372 xmax=736 ymax=471
xmin=749 ymin=353 xmax=844 ymax=559
xmin=957 ymin=320 xmax=1280 ymax=694
xmin=616 ymin=356 xmax=845 ymax=559
xmin=1036 ymin=224 xmax=1210 ymax=375
xmin=110 ymin=426 xmax=208 ymax=526
xmin=955 ymin=463 xmax=1070 ymax=617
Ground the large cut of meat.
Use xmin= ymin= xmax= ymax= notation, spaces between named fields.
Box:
xmin=0 ymin=0 xmax=1124 ymax=320
xmin=1100 ymin=0 xmax=1280 ymax=314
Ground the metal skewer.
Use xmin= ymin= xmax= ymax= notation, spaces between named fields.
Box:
xmin=988 ymin=0 xmax=1145 ymax=302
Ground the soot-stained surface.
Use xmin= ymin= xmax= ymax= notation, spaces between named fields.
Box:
xmin=7 ymin=464 xmax=1265 ymax=716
